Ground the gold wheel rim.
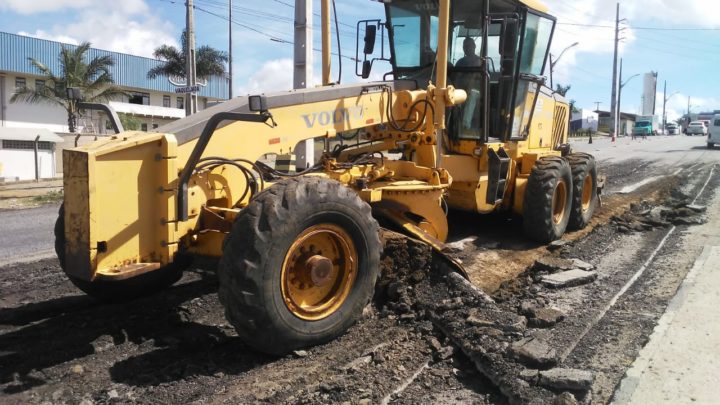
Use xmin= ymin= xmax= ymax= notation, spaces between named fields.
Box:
xmin=581 ymin=174 xmax=593 ymax=212
xmin=552 ymin=180 xmax=568 ymax=225
xmin=280 ymin=224 xmax=357 ymax=321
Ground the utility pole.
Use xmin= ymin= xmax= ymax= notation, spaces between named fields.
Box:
xmin=610 ymin=2 xmax=620 ymax=142
xmin=186 ymin=0 xmax=198 ymax=116
xmin=228 ymin=0 xmax=233 ymax=99
xmin=617 ymin=58 xmax=624 ymax=137
xmin=594 ymin=101 xmax=601 ymax=112
xmin=294 ymin=0 xmax=314 ymax=169
xmin=662 ymin=80 xmax=667 ymax=134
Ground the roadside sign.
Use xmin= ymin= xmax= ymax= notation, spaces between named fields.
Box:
xmin=175 ymin=85 xmax=201 ymax=94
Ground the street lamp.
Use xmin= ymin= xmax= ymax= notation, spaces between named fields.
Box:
xmin=662 ymin=83 xmax=679 ymax=134
xmin=615 ymin=59 xmax=638 ymax=138
xmin=549 ymin=42 xmax=579 ymax=89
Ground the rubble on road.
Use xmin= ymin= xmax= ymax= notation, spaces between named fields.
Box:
xmin=612 ymin=194 xmax=707 ymax=233
xmin=540 ymin=270 xmax=598 ymax=289
xmin=538 ymin=368 xmax=594 ymax=391
xmin=377 ymin=231 xmax=593 ymax=404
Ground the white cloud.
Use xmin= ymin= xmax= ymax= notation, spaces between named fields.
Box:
xmin=237 ymin=59 xmax=295 ymax=95
xmin=546 ymin=0 xmax=719 ymax=85
xmin=0 ymin=0 xmax=93 ymax=14
xmin=656 ymin=92 xmax=720 ymax=121
xmin=12 ymin=0 xmax=177 ymax=58
xmin=17 ymin=30 xmax=79 ymax=46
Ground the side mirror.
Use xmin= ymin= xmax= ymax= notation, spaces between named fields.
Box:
xmin=363 ymin=25 xmax=377 ymax=55
xmin=248 ymin=95 xmax=268 ymax=112
xmin=361 ymin=60 xmax=372 ymax=79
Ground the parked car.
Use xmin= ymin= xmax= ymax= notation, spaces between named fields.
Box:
xmin=708 ymin=115 xmax=720 ymax=148
xmin=666 ymin=123 xmax=680 ymax=135
xmin=687 ymin=121 xmax=708 ymax=136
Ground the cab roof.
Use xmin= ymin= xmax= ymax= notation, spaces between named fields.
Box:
xmin=519 ymin=0 xmax=549 ymax=14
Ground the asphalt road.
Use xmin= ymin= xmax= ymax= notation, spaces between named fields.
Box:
xmin=0 ymin=204 xmax=59 ymax=267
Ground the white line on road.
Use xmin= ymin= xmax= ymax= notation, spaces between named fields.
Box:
xmin=618 ymin=176 xmax=664 ymax=194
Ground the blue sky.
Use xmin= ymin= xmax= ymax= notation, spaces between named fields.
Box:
xmin=1 ymin=0 xmax=719 ymax=120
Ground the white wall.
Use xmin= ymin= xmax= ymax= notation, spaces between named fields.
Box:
xmin=0 ymin=148 xmax=55 ymax=180
xmin=2 ymin=73 xmax=216 ymax=134
xmin=572 ymin=109 xmax=599 ymax=132
xmin=3 ymin=74 xmax=69 ymax=132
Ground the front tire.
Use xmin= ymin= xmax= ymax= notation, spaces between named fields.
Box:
xmin=567 ymin=153 xmax=599 ymax=230
xmin=523 ymin=157 xmax=573 ymax=243
xmin=54 ymin=204 xmax=187 ymax=302
xmin=218 ymin=177 xmax=381 ymax=355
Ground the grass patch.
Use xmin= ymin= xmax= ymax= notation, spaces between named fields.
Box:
xmin=31 ymin=190 xmax=64 ymax=204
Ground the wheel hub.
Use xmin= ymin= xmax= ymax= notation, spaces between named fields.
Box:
xmin=552 ymin=180 xmax=568 ymax=225
xmin=281 ymin=224 xmax=357 ymax=321
xmin=581 ymin=174 xmax=593 ymax=211
xmin=307 ymin=255 xmax=334 ymax=287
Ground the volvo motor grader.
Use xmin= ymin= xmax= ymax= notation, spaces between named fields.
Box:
xmin=57 ymin=0 xmax=599 ymax=354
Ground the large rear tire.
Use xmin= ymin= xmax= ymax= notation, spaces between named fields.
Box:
xmin=218 ymin=177 xmax=381 ymax=355
xmin=54 ymin=204 xmax=187 ymax=302
xmin=567 ymin=153 xmax=599 ymax=230
xmin=523 ymin=156 xmax=573 ymax=243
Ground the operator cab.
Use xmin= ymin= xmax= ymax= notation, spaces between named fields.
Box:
xmin=370 ymin=0 xmax=555 ymax=150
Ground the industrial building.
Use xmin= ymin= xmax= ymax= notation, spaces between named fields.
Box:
xmin=0 ymin=31 xmax=228 ymax=181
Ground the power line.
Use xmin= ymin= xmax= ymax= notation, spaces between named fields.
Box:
xmin=192 ymin=4 xmax=358 ymax=61
xmin=193 ymin=0 xmax=359 ymax=39
xmin=558 ymin=22 xmax=720 ymax=31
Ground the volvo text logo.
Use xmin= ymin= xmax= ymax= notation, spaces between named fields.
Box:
xmin=302 ymin=106 xmax=364 ymax=128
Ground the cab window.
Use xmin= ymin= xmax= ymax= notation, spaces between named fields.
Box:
xmin=519 ymin=13 xmax=553 ymax=75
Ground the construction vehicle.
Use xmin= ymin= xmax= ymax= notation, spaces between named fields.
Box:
xmin=56 ymin=0 xmax=600 ymax=354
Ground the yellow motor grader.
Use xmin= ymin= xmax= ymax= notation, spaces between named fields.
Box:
xmin=57 ymin=0 xmax=599 ymax=354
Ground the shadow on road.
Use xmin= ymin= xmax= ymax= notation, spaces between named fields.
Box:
xmin=0 ymin=266 xmax=271 ymax=394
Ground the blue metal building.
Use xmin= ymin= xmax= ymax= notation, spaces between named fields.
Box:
xmin=0 ymin=31 xmax=228 ymax=100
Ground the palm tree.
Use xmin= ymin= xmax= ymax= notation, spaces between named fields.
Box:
xmin=147 ymin=30 xmax=228 ymax=81
xmin=10 ymin=42 xmax=126 ymax=133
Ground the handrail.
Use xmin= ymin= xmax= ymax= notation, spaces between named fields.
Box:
xmin=176 ymin=111 xmax=272 ymax=221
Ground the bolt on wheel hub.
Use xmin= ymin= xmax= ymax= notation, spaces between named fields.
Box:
xmin=281 ymin=224 xmax=357 ymax=321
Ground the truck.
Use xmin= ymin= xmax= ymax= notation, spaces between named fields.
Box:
xmin=633 ymin=115 xmax=660 ymax=137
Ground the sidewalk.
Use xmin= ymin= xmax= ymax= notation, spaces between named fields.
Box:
xmin=0 ymin=178 xmax=63 ymax=199
xmin=613 ymin=191 xmax=720 ymax=404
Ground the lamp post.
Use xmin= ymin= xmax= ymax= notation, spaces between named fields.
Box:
xmin=661 ymin=80 xmax=678 ymax=134
xmin=616 ymin=58 xmax=638 ymax=139
xmin=549 ymin=42 xmax=579 ymax=89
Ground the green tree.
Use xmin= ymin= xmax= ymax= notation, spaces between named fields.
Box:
xmin=554 ymin=84 xmax=571 ymax=97
xmin=10 ymin=42 xmax=126 ymax=133
xmin=147 ymin=30 xmax=228 ymax=81
xmin=118 ymin=113 xmax=141 ymax=131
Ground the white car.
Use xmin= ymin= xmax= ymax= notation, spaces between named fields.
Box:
xmin=708 ymin=116 xmax=720 ymax=148
xmin=666 ymin=123 xmax=680 ymax=135
xmin=687 ymin=121 xmax=708 ymax=136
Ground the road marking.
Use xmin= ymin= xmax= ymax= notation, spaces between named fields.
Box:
xmin=618 ymin=176 xmax=663 ymax=194
xmin=561 ymin=165 xmax=716 ymax=362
